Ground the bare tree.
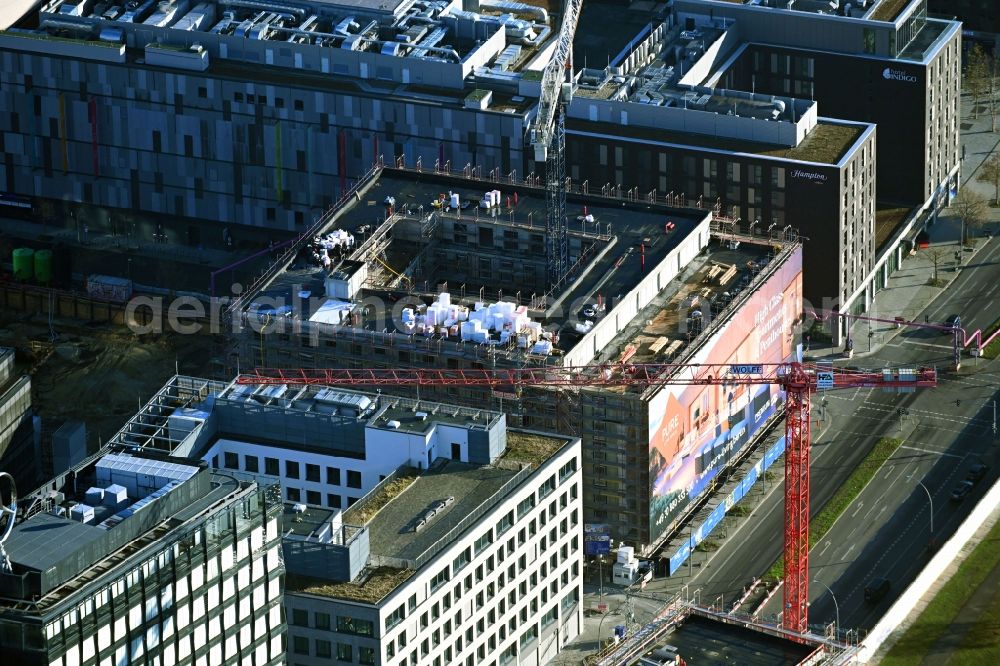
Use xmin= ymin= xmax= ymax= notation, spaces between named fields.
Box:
xmin=991 ymin=54 xmax=999 ymax=133
xmin=979 ymin=153 xmax=1000 ymax=205
xmin=967 ymin=44 xmax=990 ymax=120
xmin=926 ymin=247 xmax=949 ymax=284
xmin=952 ymin=189 xmax=988 ymax=244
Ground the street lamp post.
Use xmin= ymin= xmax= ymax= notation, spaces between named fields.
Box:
xmin=812 ymin=578 xmax=840 ymax=638
xmin=599 ymin=556 xmax=605 ymax=604
xmin=916 ymin=481 xmax=934 ymax=535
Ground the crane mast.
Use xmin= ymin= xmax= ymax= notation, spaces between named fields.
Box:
xmin=529 ymin=0 xmax=582 ymax=289
xmin=239 ymin=362 xmax=936 ymax=634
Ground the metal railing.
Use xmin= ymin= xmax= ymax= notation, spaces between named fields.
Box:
xmin=225 ymin=160 xmax=385 ymax=322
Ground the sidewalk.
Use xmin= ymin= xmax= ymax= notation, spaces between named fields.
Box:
xmin=803 ymin=236 xmax=996 ymax=361
xmin=804 ymin=91 xmax=1000 ymax=362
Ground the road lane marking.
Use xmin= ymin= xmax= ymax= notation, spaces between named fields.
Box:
xmin=890 ymin=341 xmax=954 ymax=350
xmin=899 ymin=444 xmax=964 ymax=459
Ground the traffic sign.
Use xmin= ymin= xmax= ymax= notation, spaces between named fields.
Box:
xmin=816 ymin=372 xmax=834 ymax=390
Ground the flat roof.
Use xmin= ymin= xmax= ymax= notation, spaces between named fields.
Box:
xmin=285 ymin=567 xmax=416 ymax=604
xmin=876 ymin=205 xmax=916 ymax=251
xmin=371 ymin=402 xmax=492 ymax=435
xmin=501 ymin=430 xmax=569 ymax=468
xmin=594 ymin=241 xmax=776 ymax=378
xmin=366 ymin=460 xmax=518 ymax=562
xmin=290 ymin=428 xmax=573 ymax=603
xmin=869 ymin=0 xmax=914 ymax=22
xmin=2 ymin=463 xmax=251 ymax=611
xmin=569 ymin=118 xmax=866 ymax=165
xmin=246 ymin=170 xmax=708 ymax=365
xmin=4 ymin=513 xmax=107 ymax=574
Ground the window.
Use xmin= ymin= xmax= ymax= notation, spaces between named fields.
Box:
xmin=517 ymin=495 xmax=535 ymax=519
xmin=474 ymin=530 xmax=493 ymax=555
xmin=286 ymin=461 xmax=300 ymax=479
xmin=294 ymin=99 xmax=304 ymax=111
xmin=336 ymin=643 xmax=352 ymax=662
xmin=316 ymin=612 xmax=331 ymax=630
xmin=359 ymin=647 xmax=375 ymax=665
xmin=337 ymin=616 xmax=374 ymax=637
xmin=224 ymin=452 xmax=238 ymax=469
xmin=287 ymin=487 xmax=301 ymax=502
xmin=291 ymin=609 xmax=308 ymax=626
xmin=453 ymin=547 xmax=471 ymax=574
xmin=431 ymin=567 xmax=450 ymax=592
xmin=306 ymin=464 xmax=320 ymax=482
xmin=307 ymin=490 xmax=321 ymax=505
xmin=293 ymin=636 xmax=310 ymax=655
xmin=539 ymin=475 xmax=556 ymax=499
xmin=265 ymin=457 xmax=279 ymax=476
xmin=327 ymin=467 xmax=341 ymax=485
xmin=347 ymin=470 xmax=362 ymax=488
xmin=316 ymin=639 xmax=332 ymax=658
xmin=386 ymin=605 xmax=405 ymax=630
xmin=327 ymin=494 xmax=342 ymax=509
xmin=244 ymin=456 xmax=259 ymax=473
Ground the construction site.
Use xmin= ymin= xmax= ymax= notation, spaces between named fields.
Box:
xmin=227 ymin=165 xmax=804 ymax=555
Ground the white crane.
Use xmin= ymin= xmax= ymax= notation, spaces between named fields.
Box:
xmin=528 ymin=0 xmax=583 ymax=290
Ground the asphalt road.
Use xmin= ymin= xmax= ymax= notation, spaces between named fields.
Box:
xmin=654 ymin=236 xmax=1000 ymax=635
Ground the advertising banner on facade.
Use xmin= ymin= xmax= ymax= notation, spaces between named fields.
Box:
xmin=649 ymin=247 xmax=803 ymax=544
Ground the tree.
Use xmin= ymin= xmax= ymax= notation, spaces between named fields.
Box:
xmin=966 ymin=44 xmax=990 ymax=119
xmin=990 ymin=54 xmax=999 ymax=133
xmin=926 ymin=247 xmax=948 ymax=284
xmin=952 ymin=189 xmax=988 ymax=244
xmin=979 ymin=153 xmax=1000 ymax=205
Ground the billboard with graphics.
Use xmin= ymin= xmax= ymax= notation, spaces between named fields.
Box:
xmin=648 ymin=246 xmax=803 ymax=543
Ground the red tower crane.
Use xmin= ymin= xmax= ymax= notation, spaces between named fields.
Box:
xmin=238 ymin=361 xmax=937 ymax=634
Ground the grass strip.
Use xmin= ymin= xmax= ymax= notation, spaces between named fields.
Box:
xmin=765 ymin=437 xmax=903 ymax=581
xmin=980 ymin=315 xmax=1000 ymax=359
xmin=880 ymin=519 xmax=1000 ymax=665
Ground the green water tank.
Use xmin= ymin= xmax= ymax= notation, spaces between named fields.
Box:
xmin=12 ymin=248 xmax=34 ymax=281
xmin=34 ymin=249 xmax=53 ymax=285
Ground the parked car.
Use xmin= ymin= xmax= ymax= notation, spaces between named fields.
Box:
xmin=944 ymin=314 xmax=961 ymax=328
xmin=950 ymin=480 xmax=974 ymax=502
xmin=967 ymin=463 xmax=989 ymax=484
xmin=864 ymin=578 xmax=891 ymax=603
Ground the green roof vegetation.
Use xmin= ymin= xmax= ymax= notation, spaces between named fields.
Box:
xmin=869 ymin=0 xmax=914 ymax=22
xmin=285 ymin=567 xmax=415 ymax=604
xmin=767 ymin=437 xmax=903 ymax=582
xmin=502 ymin=431 xmax=567 ymax=468
xmin=757 ymin=122 xmax=864 ymax=164
xmin=522 ymin=70 xmax=544 ymax=82
xmin=571 ymin=119 xmax=864 ymax=165
xmin=343 ymin=472 xmax=418 ymax=525
xmin=875 ymin=205 xmax=915 ymax=250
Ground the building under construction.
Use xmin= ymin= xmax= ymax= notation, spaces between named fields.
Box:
xmin=232 ymin=168 xmax=803 ymax=554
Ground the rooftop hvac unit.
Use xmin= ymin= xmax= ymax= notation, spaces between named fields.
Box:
xmin=70 ymin=503 xmax=95 ymax=524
